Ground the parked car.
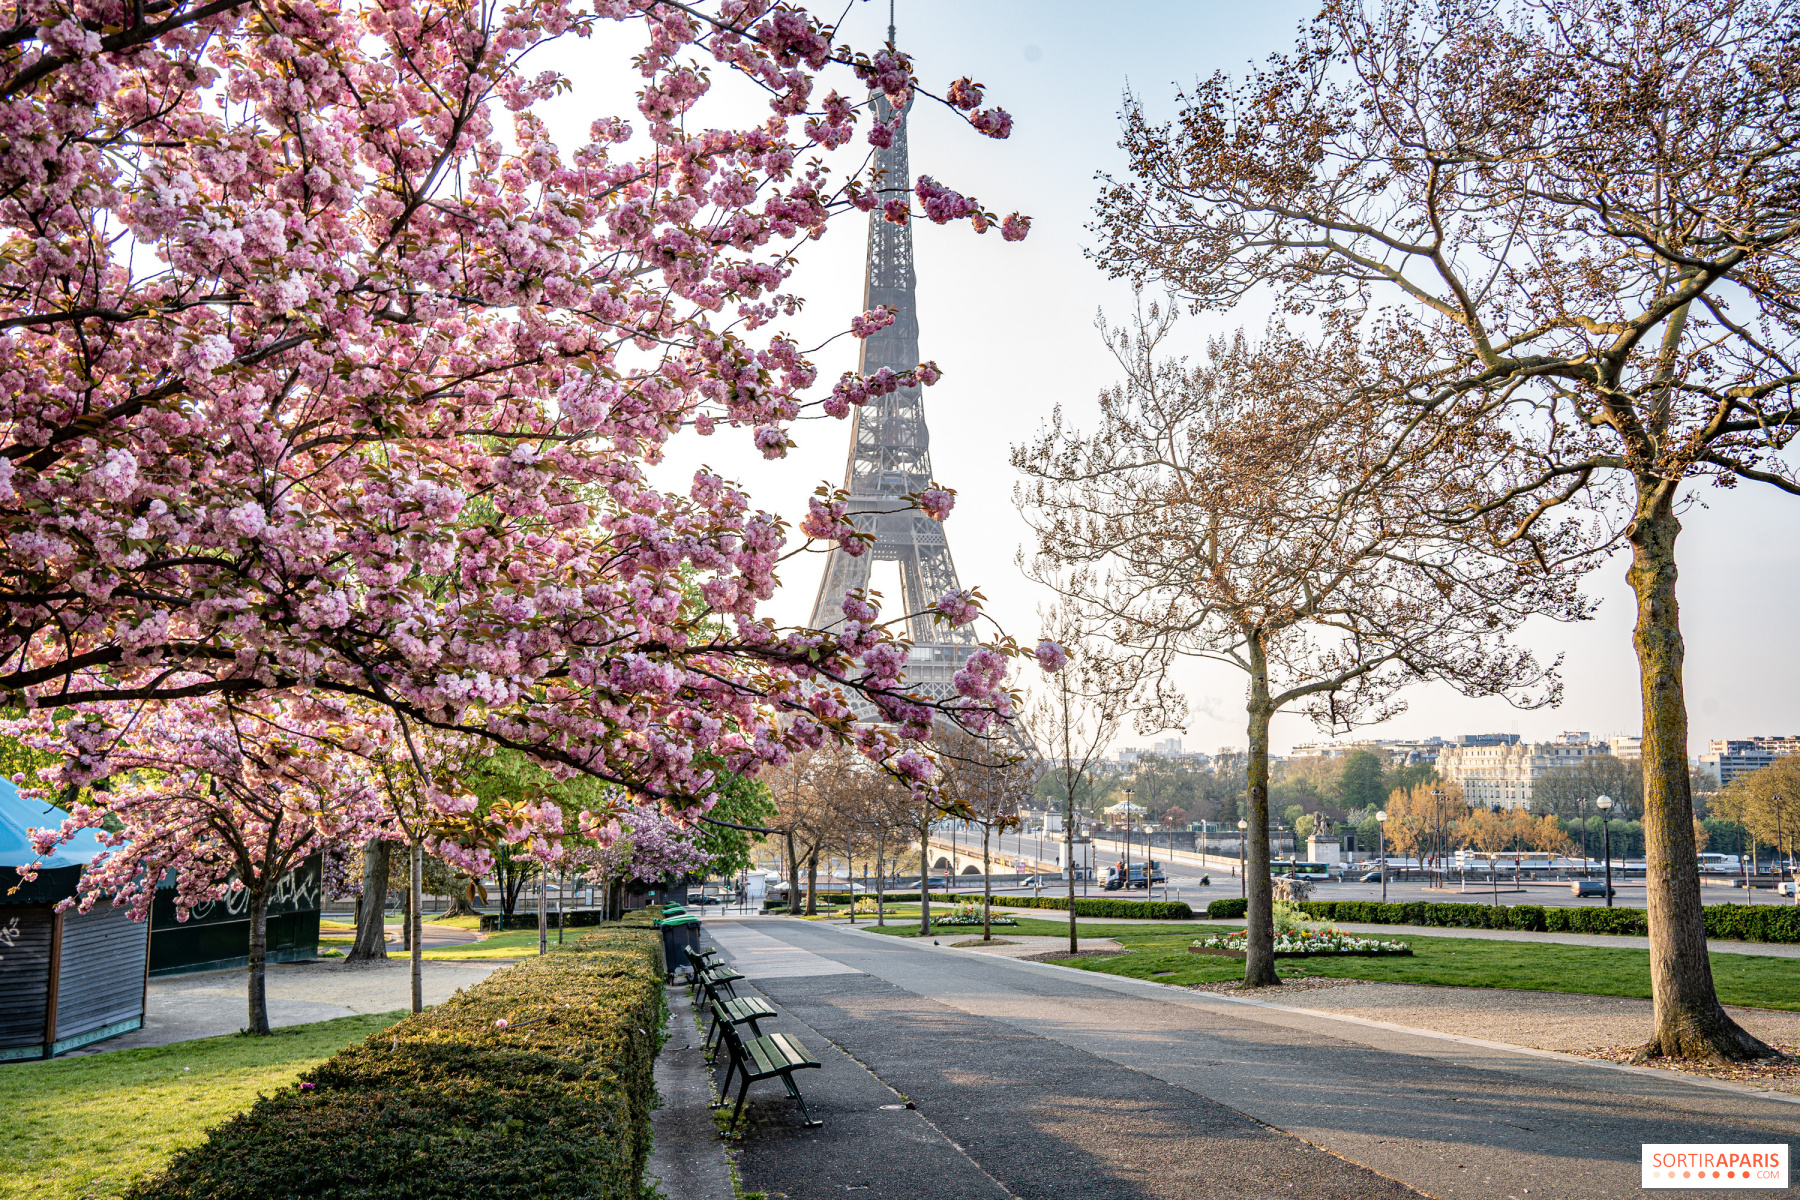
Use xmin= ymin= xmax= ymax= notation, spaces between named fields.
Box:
xmin=689 ymin=893 xmax=727 ymax=906
xmin=1570 ymin=880 xmax=1616 ymax=898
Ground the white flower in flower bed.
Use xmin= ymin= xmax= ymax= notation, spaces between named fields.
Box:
xmin=1195 ymin=927 xmax=1410 ymax=955
xmin=931 ymin=899 xmax=1018 ymax=927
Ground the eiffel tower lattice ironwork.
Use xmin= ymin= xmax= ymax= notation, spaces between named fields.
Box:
xmin=806 ymin=89 xmax=977 ymax=703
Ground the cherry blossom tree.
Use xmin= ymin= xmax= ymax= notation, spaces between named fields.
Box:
xmin=0 ymin=0 xmax=1055 ymax=832
xmin=14 ymin=696 xmax=383 ymax=1034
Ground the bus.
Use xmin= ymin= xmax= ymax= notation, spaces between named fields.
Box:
xmin=1271 ymin=861 xmax=1332 ymax=881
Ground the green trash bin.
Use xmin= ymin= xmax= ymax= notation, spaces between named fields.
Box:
xmin=657 ymin=914 xmax=700 ymax=982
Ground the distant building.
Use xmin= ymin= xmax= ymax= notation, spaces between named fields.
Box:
xmin=1152 ymin=736 xmax=1183 ymax=756
xmin=1435 ymin=733 xmax=1609 ymax=810
xmin=1608 ymin=735 xmax=1642 ymax=761
xmin=1448 ymin=732 xmax=1522 ymax=748
xmin=1700 ymin=737 xmax=1800 ymax=788
xmin=1288 ymin=737 xmax=1446 ymax=764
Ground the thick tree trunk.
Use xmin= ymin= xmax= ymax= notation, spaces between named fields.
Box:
xmin=919 ymin=822 xmax=932 ymax=934
xmin=346 ymin=838 xmax=390 ymax=962
xmin=246 ymin=886 xmax=271 ymax=1035
xmin=1243 ymin=636 xmax=1278 ymax=988
xmin=785 ymin=830 xmax=800 ymax=915
xmin=805 ymin=851 xmax=818 ymax=916
xmin=410 ymin=841 xmax=423 ymax=1014
xmin=1629 ymin=492 xmax=1771 ymax=1061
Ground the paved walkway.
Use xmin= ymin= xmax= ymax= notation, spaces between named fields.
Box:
xmin=69 ymin=957 xmax=511 ymax=1055
xmin=695 ymin=917 xmax=1798 ymax=1200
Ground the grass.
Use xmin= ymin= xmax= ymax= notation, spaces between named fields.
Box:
xmin=0 ymin=1012 xmax=405 ymax=1200
xmin=1014 ymin=927 xmax=1800 ymax=1011
xmin=419 ymin=927 xmax=546 ymax=960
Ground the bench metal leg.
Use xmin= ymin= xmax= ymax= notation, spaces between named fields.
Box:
xmin=729 ymin=1076 xmax=752 ymax=1133
xmin=714 ymin=1050 xmax=738 ymax=1102
xmin=780 ymin=1071 xmax=821 ymax=1127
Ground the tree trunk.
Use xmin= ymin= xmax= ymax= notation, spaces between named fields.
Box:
xmin=1065 ymin=777 xmax=1079 ymax=955
xmin=982 ymin=825 xmax=993 ymax=941
xmin=805 ymin=850 xmax=818 ymax=916
xmin=786 ymin=830 xmax=801 ymax=916
xmin=246 ymin=885 xmax=271 ymax=1035
xmin=346 ymin=837 xmax=390 ymax=962
xmin=410 ymin=841 xmax=423 ymax=1015
xmin=537 ymin=873 xmax=548 ymax=955
xmin=919 ymin=821 xmax=932 ymax=934
xmin=401 ymin=860 xmax=413 ymax=952
xmin=1243 ymin=635 xmax=1278 ymax=988
xmin=1629 ymin=491 xmax=1770 ymax=1061
xmin=876 ymin=830 xmax=886 ymax=926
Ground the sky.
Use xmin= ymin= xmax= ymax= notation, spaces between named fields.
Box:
xmin=533 ymin=1 xmax=1800 ymax=759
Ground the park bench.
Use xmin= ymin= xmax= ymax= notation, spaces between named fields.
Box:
xmin=699 ymin=979 xmax=780 ymax=1059
xmin=696 ymin=963 xmax=745 ymax=1000
xmin=710 ymin=999 xmax=821 ymax=1132
xmin=684 ymin=944 xmax=722 ymax=979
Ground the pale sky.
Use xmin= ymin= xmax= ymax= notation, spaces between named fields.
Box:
xmin=536 ymin=2 xmax=1800 ymax=758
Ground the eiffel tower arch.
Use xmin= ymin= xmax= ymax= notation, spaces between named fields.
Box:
xmin=807 ymin=88 xmax=978 ymax=704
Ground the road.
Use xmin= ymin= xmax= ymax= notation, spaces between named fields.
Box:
xmin=704 ymin=916 xmax=1798 ymax=1200
xmin=950 ymin=829 xmax=1796 ymax=908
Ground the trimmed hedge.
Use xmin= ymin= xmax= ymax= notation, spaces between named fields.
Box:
xmin=479 ymin=908 xmax=607 ymax=931
xmin=1203 ymin=897 xmax=1800 ymax=944
xmin=128 ymin=919 xmax=667 ymax=1199
xmin=871 ymin=893 xmax=1194 ymax=920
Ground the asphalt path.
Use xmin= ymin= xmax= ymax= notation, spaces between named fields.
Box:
xmin=706 ymin=916 xmax=1798 ymax=1200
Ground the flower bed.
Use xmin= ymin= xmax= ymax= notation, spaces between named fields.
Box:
xmin=1191 ymin=928 xmax=1412 ymax=957
xmin=931 ymin=900 xmax=1017 ymax=927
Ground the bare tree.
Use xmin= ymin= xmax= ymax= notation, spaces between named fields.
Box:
xmin=1095 ymin=0 xmax=1798 ymax=1059
xmin=1020 ymin=608 xmax=1156 ymax=956
xmin=934 ymin=725 xmax=1038 ymax=941
xmin=1014 ymin=308 xmax=1575 ymax=987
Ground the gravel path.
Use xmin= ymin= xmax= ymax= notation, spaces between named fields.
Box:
xmin=1263 ymin=980 xmax=1800 ymax=1093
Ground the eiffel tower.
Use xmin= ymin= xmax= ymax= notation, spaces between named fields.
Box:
xmin=807 ymin=73 xmax=977 ymax=704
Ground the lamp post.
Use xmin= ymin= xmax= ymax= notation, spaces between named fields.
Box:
xmin=1376 ymin=809 xmax=1389 ymax=903
xmin=1578 ymin=796 xmax=1588 ymax=878
xmin=1238 ymin=818 xmax=1248 ymax=898
xmin=1596 ymin=795 xmax=1615 ymax=907
xmin=1430 ymin=786 xmax=1446 ymax=888
xmin=1123 ymin=788 xmax=1136 ymax=880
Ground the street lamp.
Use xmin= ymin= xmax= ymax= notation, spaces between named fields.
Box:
xmin=1123 ymin=788 xmax=1136 ymax=880
xmin=1376 ymin=809 xmax=1389 ymax=903
xmin=1237 ymin=818 xmax=1248 ymax=898
xmin=1596 ymin=795 xmax=1615 ymax=907
xmin=1430 ymin=786 xmax=1446 ymax=888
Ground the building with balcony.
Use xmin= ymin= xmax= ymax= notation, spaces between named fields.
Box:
xmin=1434 ymin=734 xmax=1610 ymax=810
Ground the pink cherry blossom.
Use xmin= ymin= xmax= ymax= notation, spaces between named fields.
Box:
xmin=916 ymin=487 xmax=956 ymax=521
xmin=1034 ymin=640 xmax=1069 ymax=672
xmin=935 ymin=589 xmax=980 ymax=627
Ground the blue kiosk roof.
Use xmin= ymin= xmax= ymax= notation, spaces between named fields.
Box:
xmin=1 ymin=781 xmax=110 ymax=904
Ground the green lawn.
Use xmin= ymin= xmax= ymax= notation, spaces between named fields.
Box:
xmin=1064 ymin=930 xmax=1800 ymax=1010
xmin=0 ymin=1012 xmax=405 ymax=1200
xmin=862 ymin=919 xmax=1800 ymax=1010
